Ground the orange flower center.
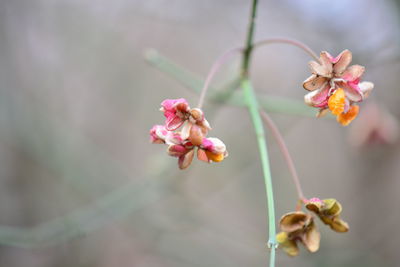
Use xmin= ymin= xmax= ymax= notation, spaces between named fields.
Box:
xmin=205 ymin=151 xmax=224 ymax=162
xmin=337 ymin=105 xmax=359 ymax=126
xmin=328 ymin=88 xmax=346 ymax=115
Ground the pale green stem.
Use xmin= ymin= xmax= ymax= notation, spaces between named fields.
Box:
xmin=241 ymin=1 xmax=276 ymax=266
xmin=242 ymin=79 xmax=276 ymax=265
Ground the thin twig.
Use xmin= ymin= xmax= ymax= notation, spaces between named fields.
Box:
xmin=260 ymin=110 xmax=306 ymax=202
xmin=254 ymin=38 xmax=320 ymax=62
xmin=197 ymin=47 xmax=242 ymax=109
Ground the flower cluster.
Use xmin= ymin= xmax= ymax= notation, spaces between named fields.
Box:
xmin=276 ymin=198 xmax=348 ymax=256
xmin=303 ymin=50 xmax=374 ymax=126
xmin=305 ymin=198 xmax=349 ymax=233
xmin=150 ymin=98 xmax=228 ymax=169
xmin=276 ymin=211 xmax=320 ymax=257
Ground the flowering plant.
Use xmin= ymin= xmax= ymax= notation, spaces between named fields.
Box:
xmin=147 ymin=0 xmax=377 ymax=265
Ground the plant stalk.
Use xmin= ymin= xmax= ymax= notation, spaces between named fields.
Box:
xmin=242 ymin=79 xmax=276 ymax=266
xmin=241 ymin=1 xmax=276 ymax=266
xmin=242 ymin=0 xmax=258 ymax=77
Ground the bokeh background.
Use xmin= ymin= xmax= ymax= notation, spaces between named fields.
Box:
xmin=0 ymin=0 xmax=399 ymax=266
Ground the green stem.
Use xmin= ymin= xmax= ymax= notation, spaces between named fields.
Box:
xmin=242 ymin=79 xmax=276 ymax=266
xmin=242 ymin=1 xmax=276 ymax=266
xmin=242 ymin=0 xmax=258 ymax=77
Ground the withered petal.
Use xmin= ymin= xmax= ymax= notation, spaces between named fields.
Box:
xmin=309 ymin=60 xmax=331 ymax=77
xmin=167 ymin=144 xmax=188 ymax=157
xmin=303 ymin=74 xmax=328 ymax=91
xmin=180 ymin=122 xmax=192 ymax=140
xmin=178 ymin=149 xmax=195 ymax=169
xmin=197 ymin=148 xmax=210 ymax=162
xmin=341 ymin=64 xmax=365 ymax=82
xmin=330 ymin=218 xmax=349 ymax=233
xmin=276 ymin=232 xmax=299 ymax=257
xmin=304 ymin=85 xmax=330 ymax=108
xmin=302 ymin=220 xmax=321 ymax=253
xmin=322 ymin=199 xmax=342 ymax=216
xmin=319 ymin=51 xmax=334 ymax=72
xmin=306 ymin=201 xmax=322 ymax=214
xmin=279 ymin=211 xmax=310 ymax=233
xmin=333 ymin=50 xmax=352 ymax=75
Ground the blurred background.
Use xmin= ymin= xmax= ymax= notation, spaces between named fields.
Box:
xmin=0 ymin=0 xmax=399 ymax=266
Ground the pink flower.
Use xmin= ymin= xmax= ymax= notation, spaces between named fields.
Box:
xmin=160 ymin=98 xmax=190 ymax=130
xmin=303 ymin=50 xmax=374 ymax=125
xmin=151 ymin=98 xmax=227 ymax=170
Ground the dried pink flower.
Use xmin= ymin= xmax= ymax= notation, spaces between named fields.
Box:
xmin=151 ymin=98 xmax=227 ymax=169
xmin=303 ymin=50 xmax=374 ymax=125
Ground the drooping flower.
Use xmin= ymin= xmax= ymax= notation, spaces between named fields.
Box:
xmin=276 ymin=211 xmax=320 ymax=256
xmin=303 ymin=50 xmax=374 ymax=126
xmin=305 ymin=198 xmax=349 ymax=233
xmin=150 ymin=98 xmax=227 ymax=169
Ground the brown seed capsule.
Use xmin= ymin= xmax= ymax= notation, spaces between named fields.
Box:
xmin=189 ymin=124 xmax=204 ymax=146
xmin=189 ymin=108 xmax=204 ymax=122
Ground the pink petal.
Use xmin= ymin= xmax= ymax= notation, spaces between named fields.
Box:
xmin=307 ymin=198 xmax=323 ymax=203
xmin=203 ymin=137 xmax=226 ymax=154
xmin=161 ymin=98 xmax=189 ymax=112
xmin=340 ymin=81 xmax=363 ymax=102
xmin=165 ymin=116 xmax=184 ymax=131
xmin=304 ymin=85 xmax=330 ymax=108
xmin=201 ymin=138 xmax=214 ymax=151
xmin=333 ymin=50 xmax=352 ymax=75
xmin=168 ymin=144 xmax=188 ymax=157
xmin=150 ymin=125 xmax=166 ymax=143
xmin=340 ymin=65 xmax=365 ymax=82
xmin=165 ymin=132 xmax=183 ymax=145
xmin=303 ymin=74 xmax=328 ymax=91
